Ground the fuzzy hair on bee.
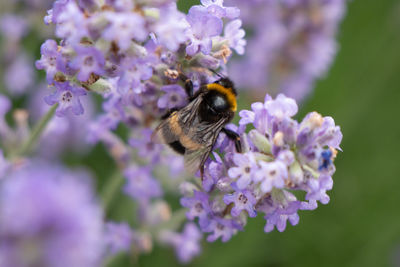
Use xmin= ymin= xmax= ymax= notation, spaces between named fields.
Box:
xmin=152 ymin=73 xmax=242 ymax=178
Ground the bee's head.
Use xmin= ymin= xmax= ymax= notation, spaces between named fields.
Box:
xmin=215 ymin=77 xmax=237 ymax=96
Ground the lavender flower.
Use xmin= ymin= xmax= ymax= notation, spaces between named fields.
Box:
xmin=151 ymin=3 xmax=189 ymax=52
xmin=254 ymin=160 xmax=288 ymax=193
xmin=0 ymin=14 xmax=28 ymax=41
xmin=102 ymin=12 xmax=147 ymax=50
xmin=261 ymin=192 xmax=301 ymax=233
xmin=32 ymin=0 xmax=344 ymax=263
xmin=223 ymin=19 xmax=246 ymax=55
xmin=29 ymin=84 xmax=95 ymax=158
xmin=70 ymin=46 xmax=105 ymax=82
xmin=123 ymin=165 xmax=162 ymax=203
xmin=35 ymin=39 xmax=59 ymax=83
xmin=223 ymin=186 xmax=257 ymax=217
xmin=104 ymin=222 xmax=134 ymax=255
xmin=129 ymin=128 xmax=163 ymax=164
xmin=44 ymin=82 xmax=87 ymax=116
xmin=228 ymin=152 xmax=259 ymax=189
xmin=37 ymin=0 xmax=245 ymax=126
xmin=157 ymin=84 xmax=187 ymax=110
xmin=305 ymin=174 xmax=333 ymax=205
xmin=4 ymin=54 xmax=34 ymax=95
xmin=201 ymin=0 xmax=240 ymax=19
xmin=53 ymin=0 xmax=88 ymax=43
xmin=179 ymin=93 xmax=342 ymax=240
xmin=228 ymin=0 xmax=347 ymax=101
xmin=202 ymin=152 xmax=226 ymax=192
xmin=160 ymin=223 xmax=202 ymax=263
xmin=204 ymin=217 xmax=241 ymax=242
xmin=185 ymin=6 xmax=223 ymax=55
xmin=0 ymin=162 xmax=104 ymax=267
xmin=180 ymin=190 xmax=212 ymax=230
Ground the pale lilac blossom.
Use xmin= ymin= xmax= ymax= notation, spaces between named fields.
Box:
xmin=160 ymin=223 xmax=202 ymax=263
xmin=0 ymin=162 xmax=104 ymax=267
xmin=44 ymin=82 xmax=87 ymax=116
xmin=70 ymin=46 xmax=105 ymax=82
xmin=104 ymin=222 xmax=134 ymax=255
xmin=123 ymin=166 xmax=162 ymax=203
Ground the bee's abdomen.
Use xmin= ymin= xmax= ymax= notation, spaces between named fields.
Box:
xmin=168 ymin=141 xmax=186 ymax=155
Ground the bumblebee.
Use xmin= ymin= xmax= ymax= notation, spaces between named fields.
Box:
xmin=153 ymin=72 xmax=242 ymax=178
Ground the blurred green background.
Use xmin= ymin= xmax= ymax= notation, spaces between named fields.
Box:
xmin=131 ymin=0 xmax=400 ymax=266
xmin=3 ymin=0 xmax=400 ymax=266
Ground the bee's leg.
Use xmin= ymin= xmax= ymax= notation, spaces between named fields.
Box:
xmin=200 ymin=165 xmax=205 ymax=181
xmin=222 ymin=128 xmax=242 ymax=153
xmin=179 ymin=73 xmax=194 ymax=99
xmin=185 ymin=79 xmax=194 ymax=99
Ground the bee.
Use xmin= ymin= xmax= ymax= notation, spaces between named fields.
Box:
xmin=152 ymin=72 xmax=242 ymax=178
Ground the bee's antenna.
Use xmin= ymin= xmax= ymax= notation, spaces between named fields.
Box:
xmin=208 ymin=68 xmax=226 ymax=79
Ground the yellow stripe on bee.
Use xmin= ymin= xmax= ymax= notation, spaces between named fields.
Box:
xmin=206 ymin=83 xmax=237 ymax=111
xmin=169 ymin=112 xmax=203 ymax=150
xmin=169 ymin=112 xmax=181 ymax=135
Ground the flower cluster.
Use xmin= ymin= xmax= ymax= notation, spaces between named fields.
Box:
xmin=35 ymin=0 xmax=245 ymax=256
xmin=180 ymin=93 xmax=342 ymax=241
xmin=0 ymin=0 xmax=346 ymax=265
xmin=0 ymin=162 xmax=104 ymax=267
xmin=0 ymin=0 xmax=96 ymax=159
xmin=36 ymin=0 xmax=245 ymax=121
xmin=227 ymin=0 xmax=347 ymax=101
xmin=35 ymin=0 xmax=246 ymax=263
xmin=160 ymin=223 xmax=202 ymax=263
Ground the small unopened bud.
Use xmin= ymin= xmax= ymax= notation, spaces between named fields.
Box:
xmin=308 ymin=112 xmax=324 ymax=129
xmin=273 ymin=131 xmax=284 ymax=147
xmin=144 ymin=8 xmax=160 ymax=19
xmin=271 ymin=188 xmax=286 ymax=204
xmin=288 ymin=160 xmax=304 ymax=184
xmin=13 ymin=109 xmax=28 ymax=125
xmin=249 ymin=129 xmax=271 ymax=154
xmin=133 ymin=232 xmax=153 ymax=254
xmin=14 ymin=109 xmax=29 ymax=140
xmin=146 ymin=201 xmax=171 ymax=225
xmin=87 ymin=78 xmax=112 ymax=94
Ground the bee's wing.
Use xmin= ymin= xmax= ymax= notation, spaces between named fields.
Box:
xmin=183 ymin=117 xmax=230 ymax=175
xmin=151 ymin=116 xmax=179 ymax=144
xmin=184 ymin=146 xmax=211 ymax=174
xmin=151 ymin=96 xmax=204 ymax=144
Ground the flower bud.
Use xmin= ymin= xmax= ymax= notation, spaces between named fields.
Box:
xmin=249 ymin=129 xmax=271 ymax=154
xmin=288 ymin=160 xmax=304 ymax=184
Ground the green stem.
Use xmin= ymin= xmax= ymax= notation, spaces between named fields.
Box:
xmin=100 ymin=170 xmax=125 ymax=213
xmin=17 ymin=103 xmax=58 ymax=157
